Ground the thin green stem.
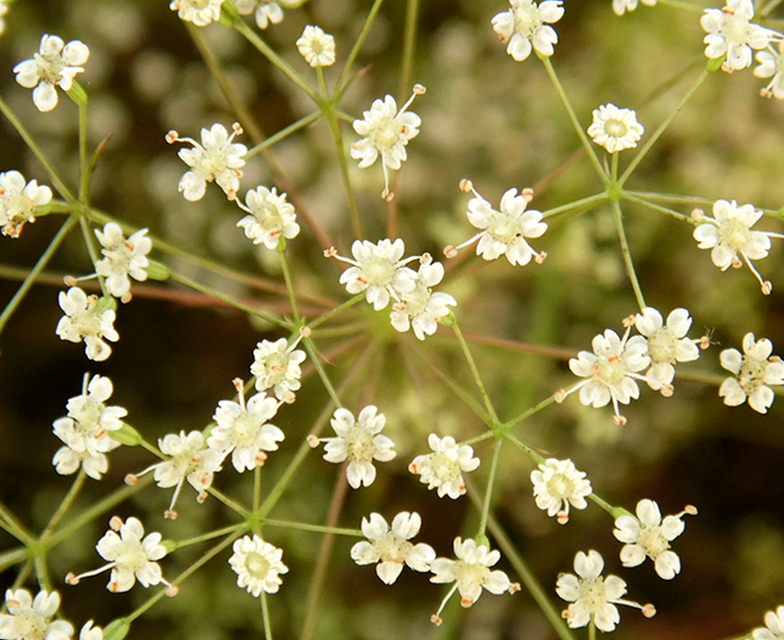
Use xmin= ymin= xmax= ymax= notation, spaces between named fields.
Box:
xmin=306 ymin=293 xmax=364 ymax=331
xmin=588 ymin=492 xmax=617 ymax=518
xmin=612 ymin=201 xmax=646 ymax=311
xmin=335 ymin=0 xmax=385 ymax=95
xmin=253 ymin=465 xmax=262 ymax=514
xmin=542 ymin=192 xmax=608 ymax=219
xmin=41 ymin=470 xmax=87 ymax=539
xmin=622 ymin=192 xmax=697 ymax=223
xmin=277 ymin=245 xmax=301 ymax=323
xmin=261 ymin=592 xmax=274 ymax=640
xmin=245 ymin=111 xmax=323 ymax=159
xmin=505 ymin=393 xmax=558 ymax=431
xmin=0 ymin=547 xmax=28 ymax=573
xmin=476 ymin=438 xmax=502 ymax=538
xmin=175 ymin=523 xmax=247 ymax=549
xmin=399 ymin=0 xmax=420 ymax=98
xmin=451 ymin=319 xmax=499 ymax=423
xmin=322 ymin=98 xmax=362 ymax=238
xmin=506 ymin=433 xmax=546 ymax=466
xmin=78 ymin=100 xmax=89 ymax=203
xmin=78 ymin=215 xmax=109 ymax=297
xmin=0 ymin=502 xmax=34 ymax=546
xmin=0 ymin=215 xmax=79 ymax=335
xmin=589 ymin=620 xmax=596 ymax=640
xmin=302 ymin=336 xmax=343 ymax=409
xmin=619 ymin=67 xmax=710 ymax=187
xmin=264 ymin=519 xmax=359 ymax=537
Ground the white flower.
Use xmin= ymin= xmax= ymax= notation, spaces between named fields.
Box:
xmin=719 ymin=332 xmax=784 ymax=413
xmin=429 ymin=538 xmax=518 ymax=625
xmin=229 ymin=535 xmax=288 ymax=597
xmin=250 ymin=337 xmax=306 ymax=402
xmin=55 ymin=287 xmax=119 ymax=362
xmin=693 ymin=199 xmax=784 ymax=294
xmin=66 ymin=516 xmax=170 ymax=593
xmin=449 ymin=180 xmax=547 ymax=265
xmin=208 ymin=379 xmax=284 ymax=472
xmin=701 ymin=0 xmax=776 ymax=72
xmin=560 ymin=324 xmax=650 ymax=425
xmin=556 ymin=550 xmax=655 ymax=632
xmin=166 ymin=123 xmax=247 ymax=201
xmin=408 ymin=433 xmax=480 ymax=499
xmin=296 ymin=25 xmax=336 ymax=67
xmin=755 ymin=40 xmax=784 ymax=99
xmin=78 ymin=621 xmax=103 ymax=640
xmin=329 ymin=238 xmax=418 ymax=311
xmin=236 ymin=186 xmax=299 ymax=249
xmin=491 ymin=0 xmax=564 ymax=62
xmin=169 ymin=0 xmax=224 ymax=27
xmin=94 ymin=223 xmax=152 ymax=300
xmin=350 ymin=85 xmax=425 ymax=200
xmin=614 ymin=499 xmax=697 ymax=580
xmin=530 ymin=458 xmax=592 ymax=524
xmin=0 ymin=589 xmax=73 ymax=640
xmin=13 ymin=34 xmax=89 ymax=112
xmin=0 ymin=2 xmax=9 ymax=37
xmin=52 ymin=374 xmax=127 ymax=480
xmin=0 ymin=170 xmax=53 ymax=238
xmin=634 ymin=307 xmax=703 ymax=396
xmin=310 ymin=406 xmax=396 ymax=489
xmin=612 ymin=0 xmax=656 ymax=16
xmin=350 ymin=512 xmax=436 ymax=584
xmin=587 ymin=103 xmax=644 ymax=153
xmin=753 ymin=605 xmax=784 ymax=640
xmin=236 ymin=0 xmax=300 ymax=29
xmin=389 ymin=255 xmax=456 ymax=341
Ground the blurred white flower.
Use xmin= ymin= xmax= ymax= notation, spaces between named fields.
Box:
xmin=612 ymin=0 xmax=656 ymax=16
xmin=587 ymin=103 xmax=644 ymax=153
xmin=56 ymin=287 xmax=119 ymax=362
xmin=409 ymin=433 xmax=479 ymax=499
xmin=79 ymin=621 xmax=103 ymax=640
xmin=251 ymin=337 xmax=306 ymax=402
xmin=0 ymin=170 xmax=52 ymax=238
xmin=530 ymin=458 xmax=592 ymax=524
xmin=0 ymin=589 xmax=73 ymax=640
xmin=719 ymin=332 xmax=784 ymax=413
xmin=491 ymin=0 xmax=564 ymax=62
xmin=755 ymin=41 xmax=784 ymax=99
xmin=229 ymin=535 xmax=288 ymax=596
xmin=95 ymin=222 xmax=152 ymax=300
xmin=169 ymin=0 xmax=224 ymax=27
xmin=753 ymin=605 xmax=784 ymax=640
xmin=701 ymin=0 xmax=776 ymax=72
xmin=296 ymin=25 xmax=335 ymax=67
xmin=14 ymin=34 xmax=89 ymax=112
xmin=236 ymin=186 xmax=299 ymax=249
xmin=236 ymin=0 xmax=302 ymax=29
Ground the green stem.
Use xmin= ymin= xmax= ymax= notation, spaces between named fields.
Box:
xmin=542 ymin=192 xmax=608 ymax=219
xmin=622 ymin=192 xmax=698 ymax=223
xmin=505 ymin=394 xmax=558 ymax=432
xmin=41 ymin=469 xmax=87 ymax=539
xmin=253 ymin=465 xmax=262 ymax=514
xmin=175 ymin=523 xmax=247 ymax=549
xmin=451 ymin=319 xmax=499 ymax=423
xmin=0 ymin=215 xmax=79 ymax=335
xmin=261 ymin=592 xmax=274 ymax=640
xmin=264 ymin=518 xmax=359 ymax=537
xmin=245 ymin=111 xmax=323 ymax=159
xmin=0 ymin=501 xmax=34 ymax=546
xmin=335 ymin=0 xmax=385 ymax=96
xmin=277 ymin=245 xmax=301 ymax=322
xmin=611 ymin=201 xmax=646 ymax=311
xmin=306 ymin=293 xmax=364 ymax=331
xmin=0 ymin=547 xmax=28 ymax=573
xmin=78 ymin=100 xmax=89 ymax=203
xmin=79 ymin=215 xmax=109 ymax=297
xmin=506 ymin=433 xmax=546 ymax=466
xmin=302 ymin=336 xmax=343 ymax=409
xmin=398 ymin=0 xmax=420 ymax=98
xmin=476 ymin=438 xmax=503 ymax=538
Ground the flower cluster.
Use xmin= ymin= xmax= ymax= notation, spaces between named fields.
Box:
xmin=755 ymin=40 xmax=784 ymax=99
xmin=94 ymin=222 xmax=152 ymax=301
xmin=701 ymin=0 xmax=778 ymax=73
xmin=409 ymin=433 xmax=480 ymax=499
xmin=170 ymin=0 xmax=224 ymax=27
xmin=719 ymin=332 xmax=784 ymax=413
xmin=0 ymin=170 xmax=53 ymax=238
xmin=0 ymin=589 xmax=74 ymax=640
xmin=753 ymin=606 xmax=784 ymax=640
xmin=491 ymin=0 xmax=565 ymax=62
xmin=250 ymin=335 xmax=307 ymax=403
xmin=236 ymin=186 xmax=300 ymax=249
xmin=531 ymin=458 xmax=592 ymax=524
xmin=56 ymin=287 xmax=119 ymax=362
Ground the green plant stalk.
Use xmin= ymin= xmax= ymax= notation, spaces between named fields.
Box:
xmin=476 ymin=438 xmax=503 ymax=538
xmin=622 ymin=192 xmax=698 ymax=223
xmin=261 ymin=592 xmax=274 ymax=640
xmin=79 ymin=215 xmax=109 ymax=297
xmin=0 ymin=501 xmax=34 ymax=546
xmin=263 ymin=518 xmax=360 ymax=537
xmin=335 ymin=0 xmax=385 ymax=96
xmin=277 ymin=245 xmax=301 ymax=323
xmin=175 ymin=523 xmax=248 ymax=549
xmin=0 ymin=547 xmax=28 ymax=574
xmin=245 ymin=111 xmax=323 ymax=159
xmin=588 ymin=492 xmax=616 ymax=517
xmin=451 ymin=319 xmax=499 ymax=423
xmin=506 ymin=433 xmax=546 ymax=466
xmin=307 ymin=294 xmax=364 ymax=331
xmin=540 ymin=56 xmax=608 ymax=186
xmin=399 ymin=0 xmax=420 ymax=98
xmin=41 ymin=469 xmax=87 ymax=540
xmin=208 ymin=486 xmax=252 ymax=518
xmin=78 ymin=100 xmax=89 ymax=203
xmin=612 ymin=201 xmax=647 ymax=311
xmin=253 ymin=465 xmax=262 ymax=514
xmin=505 ymin=393 xmax=558 ymax=432
xmin=589 ymin=620 xmax=596 ymax=640
xmin=302 ymin=336 xmax=343 ymax=409
xmin=0 ymin=214 xmax=79 ymax=335
xmin=619 ymin=67 xmax=710 ymax=187
xmin=542 ymin=192 xmax=608 ymax=219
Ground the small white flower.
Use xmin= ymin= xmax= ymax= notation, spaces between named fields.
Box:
xmin=94 ymin=223 xmax=152 ymax=300
xmin=530 ymin=458 xmax=592 ymax=524
xmin=0 ymin=589 xmax=74 ymax=640
xmin=408 ymin=433 xmax=480 ymax=499
xmin=329 ymin=238 xmax=418 ymax=311
xmin=719 ymin=332 xmax=784 ymax=413
xmin=755 ymin=40 xmax=784 ymax=99
xmin=236 ymin=186 xmax=299 ymax=249
xmin=66 ymin=516 xmax=170 ymax=593
xmin=753 ymin=605 xmax=784 ymax=640
xmin=350 ymin=85 xmax=425 ymax=200
xmin=166 ymin=123 xmax=247 ymax=201
xmin=693 ymin=199 xmax=784 ymax=294
xmin=449 ymin=180 xmax=547 ymax=266
xmin=634 ymin=307 xmax=703 ymax=396
xmin=0 ymin=170 xmax=53 ymax=238
xmin=229 ymin=535 xmax=288 ymax=597
xmin=701 ymin=0 xmax=777 ymax=72
xmin=296 ymin=25 xmax=336 ymax=67
xmin=560 ymin=324 xmax=650 ymax=425
xmin=13 ymin=34 xmax=89 ymax=112
xmin=236 ymin=0 xmax=300 ymax=29
xmin=556 ymin=550 xmax=655 ymax=632
xmin=310 ymin=406 xmax=396 ymax=489
xmin=389 ymin=254 xmax=456 ymax=341
xmin=78 ymin=621 xmax=103 ymax=640
xmin=614 ymin=500 xmax=697 ymax=580
xmin=250 ymin=337 xmax=306 ymax=402
xmin=491 ymin=0 xmax=565 ymax=62
xmin=169 ymin=0 xmax=224 ymax=27
xmin=208 ymin=379 xmax=284 ymax=472
xmin=350 ymin=512 xmax=436 ymax=584
xmin=587 ymin=103 xmax=644 ymax=153
xmin=52 ymin=374 xmax=127 ymax=480
xmin=612 ymin=0 xmax=656 ymax=16
xmin=55 ymin=287 xmax=119 ymax=362
xmin=429 ymin=538 xmax=518 ymax=625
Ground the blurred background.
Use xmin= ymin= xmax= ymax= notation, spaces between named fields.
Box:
xmin=1 ymin=0 xmax=784 ymax=639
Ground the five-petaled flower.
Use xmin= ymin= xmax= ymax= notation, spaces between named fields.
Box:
xmin=229 ymin=535 xmax=288 ymax=597
xmin=95 ymin=222 xmax=152 ymax=301
xmin=169 ymin=0 xmax=224 ymax=27
xmin=56 ymin=287 xmax=119 ymax=362
xmin=693 ymin=199 xmax=784 ymax=295
xmin=587 ymin=103 xmax=645 ymax=153
xmin=14 ymin=34 xmax=89 ymax=112
xmin=0 ymin=170 xmax=53 ymax=238
xmin=429 ymin=537 xmax=519 ymax=625
xmin=491 ymin=0 xmax=565 ymax=62
xmin=66 ymin=516 xmax=172 ymax=593
xmin=350 ymin=85 xmax=425 ymax=200
xmin=753 ymin=605 xmax=784 ymax=640
xmin=701 ymin=0 xmax=776 ymax=72
xmin=309 ymin=406 xmax=396 ymax=489
xmin=613 ymin=499 xmax=698 ymax=580
xmin=556 ymin=550 xmax=655 ymax=632
xmin=350 ymin=512 xmax=436 ymax=584
xmin=236 ymin=186 xmax=300 ymax=249
xmin=296 ymin=25 xmax=336 ymax=67
xmin=755 ymin=40 xmax=784 ymax=99
xmin=236 ymin=0 xmax=300 ymax=29
xmin=250 ymin=336 xmax=307 ymax=403
xmin=409 ymin=433 xmax=480 ymax=499
xmin=166 ymin=123 xmax=247 ymax=201
xmin=719 ymin=332 xmax=784 ymax=413
xmin=530 ymin=458 xmax=592 ymax=524
xmin=0 ymin=589 xmax=73 ymax=640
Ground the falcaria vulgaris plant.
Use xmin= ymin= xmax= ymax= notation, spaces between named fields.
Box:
xmin=1 ymin=0 xmax=784 ymax=639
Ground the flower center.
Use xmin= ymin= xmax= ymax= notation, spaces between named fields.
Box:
xmin=718 ymin=217 xmax=752 ymax=250
xmin=363 ymin=258 xmax=397 ymax=287
xmin=513 ymin=4 xmax=543 ymax=36
xmin=345 ymin=425 xmax=375 ymax=462
xmin=579 ymin=577 xmax=607 ymax=612
xmin=233 ymin=412 xmax=261 ymax=447
xmin=375 ymin=533 xmax=411 ymax=563
xmin=429 ymin=452 xmax=462 ymax=484
xmin=545 ymin=473 xmax=574 ymax=499
xmin=34 ymin=52 xmax=66 ymax=85
xmin=488 ymin=214 xmax=520 ymax=244
xmin=245 ymin=551 xmax=271 ymax=578
xmin=400 ymin=282 xmax=431 ymax=318
xmin=454 ymin=560 xmax=489 ymax=594
xmin=593 ymin=354 xmax=629 ymax=386
xmin=738 ymin=356 xmax=767 ymax=392
xmin=723 ymin=14 xmax=751 ymax=45
xmin=115 ymin=539 xmax=148 ymax=572
xmin=604 ymin=118 xmax=629 ymax=138
xmin=12 ymin=610 xmax=48 ymax=640
xmin=648 ymin=327 xmax=678 ymax=364
xmin=636 ymin=526 xmax=669 ymax=559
